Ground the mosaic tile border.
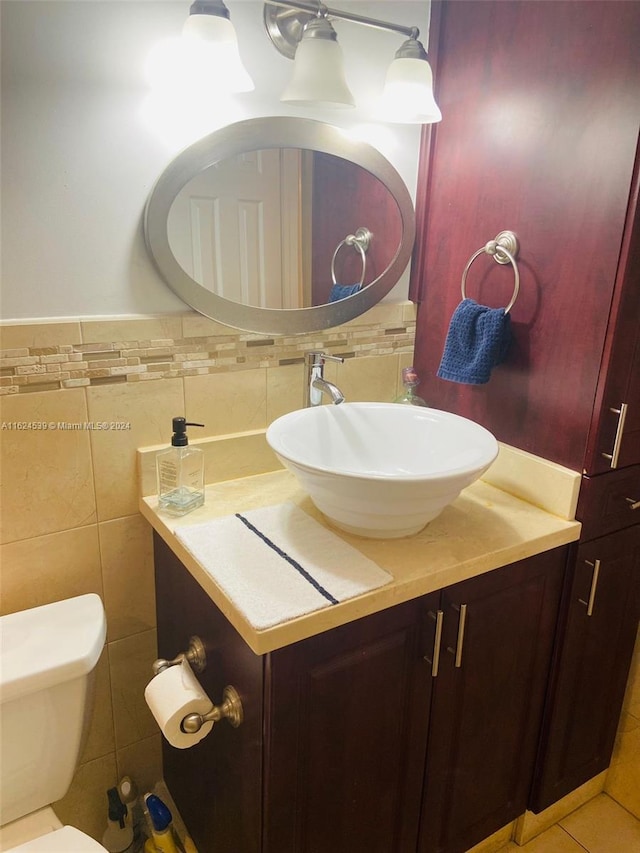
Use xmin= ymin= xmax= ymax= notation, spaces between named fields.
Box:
xmin=0 ymin=306 xmax=416 ymax=395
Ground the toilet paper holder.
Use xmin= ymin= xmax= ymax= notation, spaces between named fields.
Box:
xmin=151 ymin=636 xmax=243 ymax=732
xmin=182 ymin=685 xmax=243 ymax=732
xmin=152 ymin=635 xmax=207 ymax=676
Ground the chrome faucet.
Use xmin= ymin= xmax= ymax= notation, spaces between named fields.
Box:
xmin=306 ymin=351 xmax=345 ymax=407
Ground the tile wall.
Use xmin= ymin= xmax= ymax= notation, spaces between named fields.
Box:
xmin=0 ymin=303 xmax=416 ymax=840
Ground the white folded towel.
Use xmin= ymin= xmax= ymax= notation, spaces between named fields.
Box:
xmin=174 ymin=503 xmax=392 ymax=630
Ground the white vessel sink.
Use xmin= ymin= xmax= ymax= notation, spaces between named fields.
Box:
xmin=266 ymin=402 xmax=499 ymax=539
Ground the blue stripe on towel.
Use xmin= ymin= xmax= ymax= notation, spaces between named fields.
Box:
xmin=235 ymin=512 xmax=339 ymax=605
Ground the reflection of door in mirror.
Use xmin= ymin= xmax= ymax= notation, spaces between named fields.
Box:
xmin=167 ymin=149 xmax=311 ymax=309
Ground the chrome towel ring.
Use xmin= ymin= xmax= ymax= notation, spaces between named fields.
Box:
xmin=331 ymin=226 xmax=372 ymax=288
xmin=461 ymin=230 xmax=520 ymax=314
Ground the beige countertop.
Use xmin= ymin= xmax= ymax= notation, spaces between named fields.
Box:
xmin=139 ymin=448 xmax=581 ymax=655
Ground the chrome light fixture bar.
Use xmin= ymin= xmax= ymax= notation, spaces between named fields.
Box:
xmin=264 ymin=0 xmax=441 ymax=122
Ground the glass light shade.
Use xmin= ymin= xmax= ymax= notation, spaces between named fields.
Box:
xmin=381 ymin=57 xmax=442 ymax=124
xmin=182 ymin=13 xmax=254 ymax=93
xmin=281 ymin=37 xmax=355 ymax=109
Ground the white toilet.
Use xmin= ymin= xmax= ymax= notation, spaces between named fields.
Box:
xmin=0 ymin=594 xmax=109 ymax=852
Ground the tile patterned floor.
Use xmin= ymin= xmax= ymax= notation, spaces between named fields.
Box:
xmin=497 ymin=794 xmax=640 ymax=853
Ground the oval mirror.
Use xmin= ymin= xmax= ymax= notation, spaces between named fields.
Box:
xmin=144 ymin=117 xmax=415 ymax=335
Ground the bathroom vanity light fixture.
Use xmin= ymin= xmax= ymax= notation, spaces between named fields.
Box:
xmin=183 ymin=0 xmax=255 ymax=93
xmin=264 ymin=0 xmax=441 ymax=122
xmin=279 ymin=14 xmax=355 ymax=109
xmin=181 ymin=0 xmax=441 ymax=122
xmin=380 ymin=37 xmax=442 ymax=124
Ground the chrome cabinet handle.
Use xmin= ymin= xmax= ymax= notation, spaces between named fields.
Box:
xmin=424 ymin=610 xmax=444 ymax=677
xmin=626 ymin=497 xmax=640 ymax=510
xmin=454 ymin=604 xmax=468 ymax=667
xmin=601 ymin=403 xmax=628 ymax=468
xmin=578 ymin=559 xmax=601 ymax=617
xmin=446 ymin=604 xmax=468 ymax=668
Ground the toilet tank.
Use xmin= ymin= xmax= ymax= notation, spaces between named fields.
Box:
xmin=0 ymin=595 xmax=106 ymax=826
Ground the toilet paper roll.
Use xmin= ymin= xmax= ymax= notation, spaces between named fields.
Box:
xmin=144 ymin=659 xmax=214 ymax=749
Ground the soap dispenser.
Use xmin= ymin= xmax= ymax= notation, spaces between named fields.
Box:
xmin=156 ymin=417 xmax=205 ymax=516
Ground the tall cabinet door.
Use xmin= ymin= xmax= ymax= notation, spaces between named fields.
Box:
xmin=263 ymin=595 xmax=439 ymax=853
xmin=411 ymin=0 xmax=640 ymax=473
xmin=418 ymin=550 xmax=566 ymax=853
xmin=584 ymin=167 xmax=640 ymax=475
xmin=530 ymin=526 xmax=640 ymax=812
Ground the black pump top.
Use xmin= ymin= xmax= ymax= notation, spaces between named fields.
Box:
xmin=171 ymin=416 xmax=204 ymax=446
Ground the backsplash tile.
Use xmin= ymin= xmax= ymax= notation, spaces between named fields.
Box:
xmin=0 ymin=322 xmax=83 ymax=350
xmin=98 ymin=515 xmax=156 ymax=643
xmin=80 ymin=650 xmax=116 ymax=765
xmin=79 ymin=317 xmax=184 ymax=344
xmin=0 ymin=388 xmax=97 ymax=543
xmin=54 ymin=752 xmax=118 ymax=844
xmin=0 ymin=525 xmax=103 ymax=614
xmin=138 ymin=431 xmax=280 ymax=497
xmin=115 ymin=734 xmax=163 ymax=799
xmin=184 ymin=368 xmax=268 ymax=436
xmin=266 ymin=363 xmax=306 ymax=421
xmin=108 ymin=628 xmax=159 ymax=750
xmin=86 ymin=377 xmax=185 ymax=521
xmin=0 ymin=308 xmax=416 ymax=395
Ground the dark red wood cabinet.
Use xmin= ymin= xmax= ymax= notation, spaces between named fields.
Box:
xmin=576 ymin=465 xmax=640 ymax=542
xmin=417 ymin=551 xmax=566 ymax=853
xmin=411 ymin=0 xmax=640 ymax=475
xmin=583 ymin=173 xmax=640 ymax=476
xmin=411 ymin=0 xmax=640 ymax=816
xmin=531 ymin=526 xmax=640 ymax=812
xmin=154 ymin=533 xmax=567 ymax=853
xmin=154 ymin=533 xmax=264 ymax=853
xmin=263 ymin=590 xmax=437 ymax=853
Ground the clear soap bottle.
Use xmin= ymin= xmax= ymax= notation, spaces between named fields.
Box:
xmin=394 ymin=366 xmax=428 ymax=407
xmin=156 ymin=417 xmax=205 ymax=516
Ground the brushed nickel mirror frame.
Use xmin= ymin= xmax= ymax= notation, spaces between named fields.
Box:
xmin=143 ymin=117 xmax=415 ymax=335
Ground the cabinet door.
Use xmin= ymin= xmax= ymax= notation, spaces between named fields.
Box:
xmin=530 ymin=526 xmax=640 ymax=812
xmin=264 ymin=595 xmax=439 ymax=853
xmin=584 ymin=169 xmax=640 ymax=475
xmin=411 ymin=0 xmax=640 ymax=473
xmin=577 ymin=465 xmax=640 ymax=541
xmin=154 ymin=534 xmax=264 ymax=853
xmin=418 ymin=550 xmax=566 ymax=853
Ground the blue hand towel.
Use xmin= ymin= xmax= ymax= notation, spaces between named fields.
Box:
xmin=329 ymin=283 xmax=361 ymax=302
xmin=437 ymin=298 xmax=511 ymax=385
